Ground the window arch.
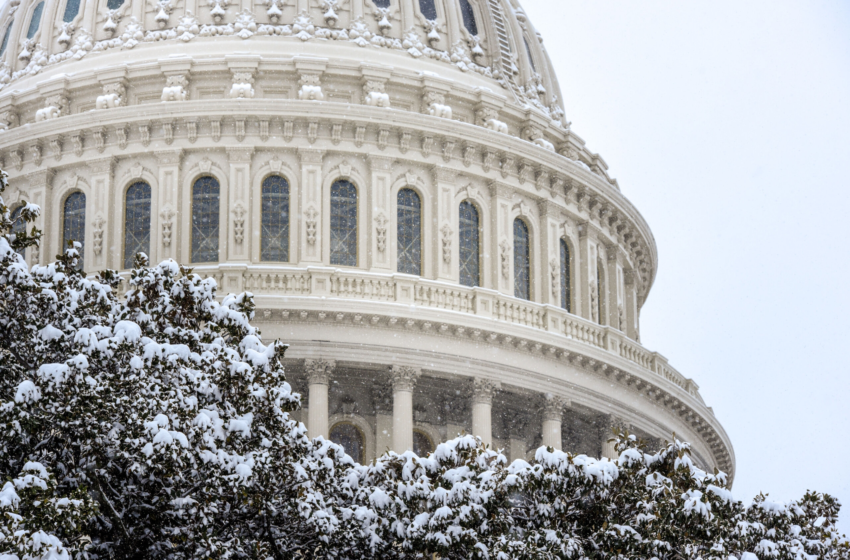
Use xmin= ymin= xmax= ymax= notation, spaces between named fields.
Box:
xmin=413 ymin=429 xmax=434 ymax=457
xmin=10 ymin=205 xmax=25 ymax=258
xmin=458 ymin=200 xmax=480 ymax=287
xmin=372 ymin=0 xmax=390 ymax=7
xmin=106 ymin=0 xmax=125 ymax=10
xmin=261 ymin=175 xmax=290 ymax=262
xmin=419 ymin=0 xmax=437 ymax=20
xmin=330 ymin=180 xmax=357 ymax=267
xmin=25 ymin=1 xmax=44 ymax=39
xmin=559 ymin=238 xmax=571 ymax=313
xmin=458 ymin=0 xmax=478 ymax=35
xmin=123 ymin=182 xmax=151 ymax=269
xmin=596 ymin=258 xmax=606 ymax=325
xmin=0 ymin=21 xmax=13 ymax=57
xmin=513 ymin=218 xmax=530 ymax=300
xmin=397 ymin=188 xmax=422 ymax=275
xmin=62 ymin=192 xmax=86 ymax=266
xmin=330 ymin=422 xmax=364 ymax=463
xmin=191 ymin=176 xmax=220 ymax=263
xmin=62 ymin=0 xmax=82 ymax=23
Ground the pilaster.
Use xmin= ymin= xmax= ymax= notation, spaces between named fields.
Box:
xmin=23 ymin=169 xmax=54 ymax=266
xmin=154 ymin=149 xmax=182 ymax=264
xmin=624 ymin=270 xmax=639 ymax=340
xmin=577 ymin=222 xmax=595 ymax=321
xmin=86 ymin=157 xmax=115 ymax=272
xmin=489 ymin=181 xmax=513 ymax=295
xmin=298 ymin=148 xmax=324 ymax=265
xmin=368 ymin=155 xmax=394 ymax=271
xmin=538 ymin=200 xmax=561 ymax=307
xmin=606 ymin=247 xmax=621 ymax=330
xmin=226 ymin=147 xmax=253 ymax=263
xmin=432 ymin=166 xmax=456 ymax=281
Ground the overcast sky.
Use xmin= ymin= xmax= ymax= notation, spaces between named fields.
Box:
xmin=522 ymin=0 xmax=850 ymax=533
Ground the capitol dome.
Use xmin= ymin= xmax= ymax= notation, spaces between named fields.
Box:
xmin=0 ymin=0 xmax=734 ymax=476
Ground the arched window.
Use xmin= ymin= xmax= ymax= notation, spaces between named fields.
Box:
xmin=63 ymin=192 xmax=86 ymax=266
xmin=596 ymin=259 xmax=606 ymax=325
xmin=397 ymin=188 xmax=422 ymax=275
xmin=0 ymin=21 xmax=13 ymax=56
xmin=261 ymin=175 xmax=290 ymax=262
xmin=458 ymin=0 xmax=478 ymax=35
xmin=330 ymin=180 xmax=357 ymax=267
xmin=62 ymin=0 xmax=82 ymax=22
xmin=419 ymin=0 xmax=437 ymax=20
xmin=106 ymin=0 xmax=125 ymax=10
xmin=372 ymin=0 xmax=390 ymax=7
xmin=191 ymin=176 xmax=220 ymax=263
xmin=10 ymin=205 xmax=25 ymax=258
xmin=513 ymin=218 xmax=530 ymax=300
xmin=26 ymin=1 xmax=44 ymax=39
xmin=330 ymin=422 xmax=364 ymax=463
xmin=458 ymin=200 xmax=480 ymax=287
xmin=123 ymin=182 xmax=151 ymax=269
xmin=560 ymin=239 xmax=571 ymax=313
xmin=413 ymin=429 xmax=434 ymax=457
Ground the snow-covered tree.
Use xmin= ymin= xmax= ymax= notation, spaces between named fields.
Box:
xmin=1 ymin=171 xmax=847 ymax=560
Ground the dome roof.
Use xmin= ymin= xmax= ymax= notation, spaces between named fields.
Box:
xmin=0 ymin=0 xmax=566 ymax=122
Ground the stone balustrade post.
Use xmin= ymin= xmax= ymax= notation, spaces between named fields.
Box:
xmin=542 ymin=395 xmax=568 ymax=449
xmin=471 ymin=378 xmax=500 ymax=446
xmin=391 ymin=366 xmax=420 ymax=452
xmin=305 ymin=359 xmax=335 ymax=440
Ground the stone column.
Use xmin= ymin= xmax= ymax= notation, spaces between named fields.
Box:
xmin=391 ymin=366 xmax=420 ymax=453
xmin=538 ymin=200 xmax=561 ymax=307
xmin=305 ymin=359 xmax=335 ymax=440
xmin=506 ymin=413 xmax=528 ymax=463
xmin=601 ymin=415 xmax=628 ymax=460
xmin=471 ymin=378 xmax=499 ymax=446
xmin=605 ymin=247 xmax=622 ymax=329
xmin=541 ymin=396 xmax=567 ymax=450
xmin=373 ymin=380 xmax=393 ymax=458
xmin=624 ymin=270 xmax=639 ymax=341
xmin=577 ymin=223 xmax=598 ymax=322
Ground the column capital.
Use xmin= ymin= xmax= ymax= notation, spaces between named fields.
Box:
xmin=471 ymin=377 xmax=500 ymax=405
xmin=542 ymin=395 xmax=569 ymax=422
xmin=304 ymin=359 xmax=335 ymax=385
xmin=390 ymin=365 xmax=420 ymax=392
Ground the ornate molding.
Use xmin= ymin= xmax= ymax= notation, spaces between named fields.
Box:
xmin=390 ymin=365 xmax=420 ymax=392
xmin=471 ymin=377 xmax=500 ymax=405
xmin=305 ymin=358 xmax=335 ymax=385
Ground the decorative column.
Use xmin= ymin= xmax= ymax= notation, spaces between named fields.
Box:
xmin=373 ymin=380 xmax=393 ymax=458
xmin=624 ymin=270 xmax=640 ymax=341
xmin=368 ymin=155 xmax=394 ymax=271
xmin=538 ymin=200 xmax=561 ymax=307
xmin=154 ymin=149 xmax=182 ymax=264
xmin=298 ymin=148 xmax=325 ymax=265
xmin=506 ymin=413 xmax=528 ymax=463
xmin=390 ymin=366 xmax=420 ymax=453
xmin=541 ymin=396 xmax=568 ymax=450
xmin=601 ymin=415 xmax=628 ymax=460
xmin=305 ymin=359 xmax=335 ymax=440
xmin=606 ymin=247 xmax=622 ymax=330
xmin=471 ymin=378 xmax=499 ymax=446
xmin=490 ymin=181 xmax=514 ymax=295
xmin=577 ymin=222 xmax=596 ymax=322
xmin=86 ymin=157 xmax=115 ymax=272
xmin=432 ymin=166 xmax=457 ymax=282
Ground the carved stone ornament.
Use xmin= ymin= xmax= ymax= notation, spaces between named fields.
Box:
xmin=35 ymin=95 xmax=68 ymax=123
xmin=208 ymin=0 xmax=229 ymax=24
xmin=440 ymin=223 xmax=452 ymax=264
xmin=92 ymin=215 xmax=106 ymax=256
xmin=338 ymin=160 xmax=352 ymax=178
xmin=161 ymin=75 xmax=188 ymax=102
xmin=321 ymin=0 xmax=339 ymax=27
xmin=550 ymin=258 xmax=559 ymax=298
xmin=298 ymin=73 xmax=324 ymax=101
xmin=265 ymin=0 xmax=283 ymax=23
xmin=229 ymin=71 xmax=255 ymax=99
xmin=363 ymin=79 xmax=390 ymax=108
xmin=160 ymin=207 xmax=175 ymax=247
xmin=423 ymin=90 xmax=452 ymax=119
xmin=472 ymin=377 xmax=500 ymax=405
xmin=390 ymin=365 xmax=420 ymax=392
xmin=305 ymin=206 xmax=319 ymax=245
xmin=199 ymin=157 xmax=213 ymax=173
xmin=590 ymin=284 xmax=598 ymax=323
xmin=499 ymin=239 xmax=510 ymax=280
xmin=232 ymin=202 xmax=246 ymax=244
xmin=305 ymin=359 xmax=335 ymax=385
xmin=268 ymin=156 xmax=282 ymax=173
xmin=542 ymin=395 xmax=568 ymax=422
xmin=618 ymin=304 xmax=625 ymax=332
xmin=374 ymin=213 xmax=388 ymax=253
xmin=96 ymin=82 xmax=126 ymax=109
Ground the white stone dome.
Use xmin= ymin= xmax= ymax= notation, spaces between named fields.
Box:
xmin=0 ymin=0 xmax=734 ymax=478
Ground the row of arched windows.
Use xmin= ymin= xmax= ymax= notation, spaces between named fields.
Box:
xmin=52 ymin=174 xmax=582 ymax=314
xmin=329 ymin=421 xmax=433 ymax=462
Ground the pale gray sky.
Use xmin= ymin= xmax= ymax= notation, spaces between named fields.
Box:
xmin=522 ymin=0 xmax=850 ymax=533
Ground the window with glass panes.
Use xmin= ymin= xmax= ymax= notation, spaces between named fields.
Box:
xmin=261 ymin=175 xmax=290 ymax=262
xmin=330 ymin=180 xmax=357 ymax=267
xmin=458 ymin=200 xmax=480 ymax=287
xmin=513 ymin=218 xmax=530 ymax=300
xmin=123 ymin=182 xmax=151 ymax=269
xmin=397 ymin=188 xmax=422 ymax=275
xmin=191 ymin=177 xmax=220 ymax=263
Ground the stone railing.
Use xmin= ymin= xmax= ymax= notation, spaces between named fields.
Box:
xmin=117 ymin=264 xmax=700 ymax=401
